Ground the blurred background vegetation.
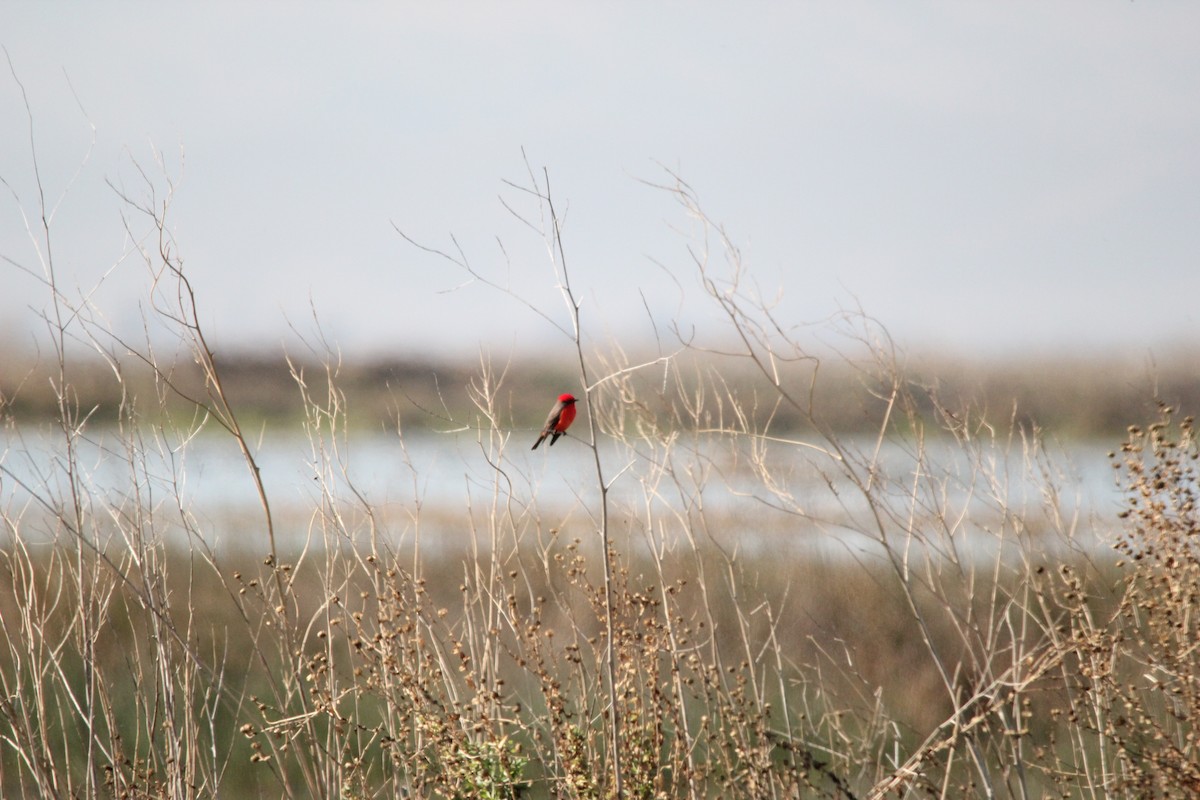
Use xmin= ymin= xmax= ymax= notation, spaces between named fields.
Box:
xmin=3 ymin=344 xmax=1196 ymax=440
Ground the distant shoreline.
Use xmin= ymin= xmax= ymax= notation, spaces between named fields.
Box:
xmin=2 ymin=347 xmax=1195 ymax=440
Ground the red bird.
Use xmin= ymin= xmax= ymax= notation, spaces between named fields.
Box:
xmin=531 ymin=393 xmax=578 ymax=449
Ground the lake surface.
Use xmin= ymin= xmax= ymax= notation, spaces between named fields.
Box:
xmin=0 ymin=424 xmax=1128 ymax=556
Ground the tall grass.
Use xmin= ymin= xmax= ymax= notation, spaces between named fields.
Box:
xmin=2 ymin=118 xmax=1198 ymax=798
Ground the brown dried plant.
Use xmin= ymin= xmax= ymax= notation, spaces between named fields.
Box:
xmin=4 ymin=93 xmax=1199 ymax=800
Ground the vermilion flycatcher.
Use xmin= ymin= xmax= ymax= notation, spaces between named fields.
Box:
xmin=531 ymin=393 xmax=577 ymax=449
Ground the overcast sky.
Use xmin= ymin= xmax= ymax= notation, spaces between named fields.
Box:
xmin=3 ymin=3 xmax=1198 ymax=364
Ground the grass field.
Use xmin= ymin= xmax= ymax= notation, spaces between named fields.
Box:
xmin=4 ymin=341 xmax=1195 ymax=798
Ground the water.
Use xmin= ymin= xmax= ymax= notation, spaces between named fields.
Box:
xmin=0 ymin=423 xmax=1126 ymax=554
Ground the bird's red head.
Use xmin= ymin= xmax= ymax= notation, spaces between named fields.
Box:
xmin=559 ymin=393 xmax=577 ymax=404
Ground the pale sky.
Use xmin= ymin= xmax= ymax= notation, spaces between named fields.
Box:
xmin=2 ymin=3 xmax=1198 ymax=362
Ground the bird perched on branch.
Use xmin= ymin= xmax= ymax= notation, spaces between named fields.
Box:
xmin=532 ymin=393 xmax=577 ymax=449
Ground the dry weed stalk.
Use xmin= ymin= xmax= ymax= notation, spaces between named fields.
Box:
xmin=4 ymin=100 xmax=1197 ymax=799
